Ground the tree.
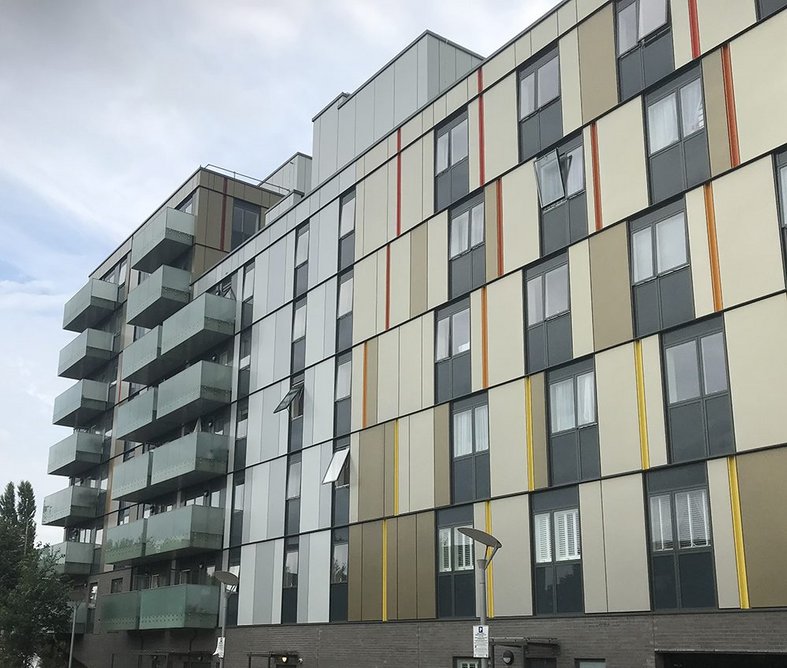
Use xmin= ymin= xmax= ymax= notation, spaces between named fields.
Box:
xmin=16 ymin=482 xmax=36 ymax=557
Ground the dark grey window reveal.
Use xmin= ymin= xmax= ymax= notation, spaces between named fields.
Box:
xmin=547 ymin=359 xmax=600 ymax=486
xmin=662 ymin=318 xmax=734 ymax=463
xmin=291 ymin=297 xmax=307 ymax=373
xmin=238 ymin=329 xmax=251 ymax=398
xmin=531 ymin=486 xmax=583 ymax=615
xmin=329 ymin=527 xmax=349 ymax=622
xmin=775 ymin=152 xmax=787 ymax=276
xmin=334 ymin=352 xmax=352 ymax=437
xmin=241 ymin=262 xmax=254 ymax=330
xmin=647 ymin=463 xmax=716 ymax=610
xmin=276 ymin=373 xmax=305 ymax=452
xmin=231 ymin=199 xmax=261 ymax=251
xmin=435 ymin=300 xmax=472 ymax=403
xmin=525 ymin=255 xmax=572 ymax=373
xmin=519 ymin=48 xmax=563 ymax=162
xmin=616 ymin=0 xmax=674 ymax=102
xmin=758 ymin=0 xmax=787 ymax=19
xmin=435 ymin=112 xmax=470 ymax=211
xmin=336 ymin=270 xmax=353 ymax=352
xmin=645 ymin=66 xmax=710 ymax=204
xmin=451 ymin=393 xmax=490 ymax=504
xmin=326 ymin=436 xmax=350 ymax=527
xmin=449 ymin=194 xmax=486 ymax=298
xmin=536 ymin=135 xmax=588 ymax=255
xmin=630 ymin=199 xmax=694 ymax=336
xmin=229 ymin=470 xmax=244 ymax=547
xmin=234 ymin=398 xmax=248 ymax=471
xmin=338 ymin=189 xmax=356 ymax=272
xmin=294 ymin=223 xmax=309 ymax=297
xmin=285 ymin=453 xmax=301 ymax=537
xmin=281 ymin=537 xmax=299 ymax=623
xmin=437 ymin=505 xmax=476 ymax=618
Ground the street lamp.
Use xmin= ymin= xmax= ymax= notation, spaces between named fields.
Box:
xmin=457 ymin=527 xmax=502 ymax=668
xmin=214 ymin=570 xmax=239 ymax=668
xmin=67 ymin=600 xmax=81 ymax=668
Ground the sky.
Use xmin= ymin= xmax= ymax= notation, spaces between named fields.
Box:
xmin=0 ymin=0 xmax=559 ymax=545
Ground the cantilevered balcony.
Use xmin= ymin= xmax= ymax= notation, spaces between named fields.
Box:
xmin=47 ymin=431 xmax=103 ymax=477
xmin=121 ymin=327 xmax=174 ymax=386
xmin=42 ymin=486 xmax=103 ymax=527
xmin=100 ymin=591 xmax=140 ymax=632
xmin=52 ymin=380 xmax=109 ymax=428
xmin=160 ymin=293 xmax=236 ymax=363
xmin=126 ymin=265 xmax=190 ymax=328
xmin=149 ymin=432 xmax=229 ymax=496
xmin=104 ymin=518 xmax=147 ymax=564
xmin=139 ymin=584 xmax=219 ymax=630
xmin=58 ymin=329 xmax=115 ymax=379
xmin=145 ymin=505 xmax=224 ymax=559
xmin=111 ymin=452 xmax=153 ymax=502
xmin=63 ymin=278 xmax=119 ymax=333
xmin=157 ymin=361 xmax=232 ymax=424
xmin=50 ymin=541 xmax=95 ymax=576
xmin=115 ymin=388 xmax=176 ymax=443
xmin=130 ymin=207 xmax=195 ymax=273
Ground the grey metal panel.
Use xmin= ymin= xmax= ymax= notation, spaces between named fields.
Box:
xmin=318 ymin=441 xmax=334 ymax=528
xmin=267 ymin=457 xmax=287 ymax=538
xmin=316 ymin=198 xmax=340 ymax=286
xmin=319 ymin=103 xmax=340 ymax=186
xmin=237 ymin=543 xmax=257 ymax=625
xmin=305 ymin=284 xmax=327 ymax=368
xmin=300 ymin=444 xmax=323 ymax=534
xmin=251 ymin=316 xmax=273 ymax=393
xmin=253 ymin=540 xmax=278 ymax=624
xmin=307 ymin=529 xmax=331 ymax=623
xmin=355 ymin=84 xmax=375 ymax=159
xmin=253 ymin=250 xmax=270 ymax=320
xmin=417 ymin=37 xmax=430 ymax=108
xmin=394 ymin=45 xmax=419 ymax=126
xmin=456 ymin=49 xmax=473 ymax=80
xmin=439 ymin=40 xmax=457 ymax=94
xmin=322 ymin=278 xmax=338 ymax=361
xmin=311 ymin=116 xmax=322 ymax=191
xmin=274 ymin=306 xmax=293 ymax=384
xmin=262 ymin=382 xmax=289 ymax=464
xmin=247 ymin=461 xmax=271 ymax=543
xmin=302 ymin=366 xmax=317 ymax=450
xmin=297 ymin=534 xmax=311 ymax=624
xmin=312 ymin=359 xmax=336 ymax=448
xmin=373 ymin=64 xmax=395 ymax=144
xmin=265 ymin=238 xmax=289 ymax=313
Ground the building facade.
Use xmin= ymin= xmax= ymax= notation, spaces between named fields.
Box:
xmin=45 ymin=1 xmax=787 ymax=666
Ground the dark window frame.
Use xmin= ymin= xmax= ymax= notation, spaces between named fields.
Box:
xmin=436 ymin=505 xmax=476 ymax=619
xmin=774 ymin=150 xmax=787 ymax=280
xmin=525 ymin=254 xmax=572 ymax=373
xmin=757 ymin=0 xmax=787 ymax=20
xmin=435 ymin=299 xmax=472 ymax=403
xmin=231 ymin=199 xmax=261 ymax=251
xmin=518 ymin=47 xmax=563 ymax=162
xmin=329 ymin=526 xmax=349 ymax=621
xmin=334 ymin=352 xmax=352 ymax=437
xmin=450 ymin=392 xmax=490 ymax=504
xmin=449 ymin=193 xmax=486 ymax=298
xmin=338 ymin=189 xmax=356 ymax=272
xmin=281 ymin=537 xmax=299 ymax=623
xmin=336 ymin=269 xmax=354 ymax=352
xmin=291 ymin=297 xmax=307 ymax=373
xmin=294 ymin=222 xmax=310 ymax=298
xmin=435 ymin=111 xmax=471 ymax=211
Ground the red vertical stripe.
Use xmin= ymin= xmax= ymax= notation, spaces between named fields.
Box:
xmin=688 ymin=0 xmax=701 ymax=59
xmin=385 ymin=245 xmax=391 ymax=330
xmin=477 ymin=69 xmax=486 ymax=187
xmin=590 ymin=123 xmax=603 ymax=231
xmin=219 ymin=176 xmax=229 ymax=251
xmin=495 ymin=179 xmax=504 ymax=276
xmin=721 ymin=45 xmax=741 ymax=168
xmin=396 ymin=128 xmax=402 ymax=237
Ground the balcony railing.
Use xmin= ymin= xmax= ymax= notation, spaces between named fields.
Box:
xmin=50 ymin=541 xmax=96 ymax=576
xmin=139 ymin=584 xmax=219 ymax=629
xmin=111 ymin=452 xmax=153 ymax=501
xmin=42 ymin=486 xmax=103 ymax=527
xmin=156 ymin=361 xmax=232 ymax=424
xmin=145 ymin=505 xmax=224 ymax=559
xmin=160 ymin=293 xmax=236 ymax=364
xmin=104 ymin=518 xmax=147 ymax=564
xmin=100 ymin=590 xmax=140 ymax=632
xmin=58 ymin=329 xmax=114 ymax=380
xmin=115 ymin=388 xmax=177 ymax=443
xmin=52 ymin=379 xmax=109 ymax=428
xmin=121 ymin=326 xmax=172 ymax=386
xmin=126 ymin=265 xmax=190 ymax=328
xmin=130 ymin=207 xmax=195 ymax=273
xmin=149 ymin=432 xmax=229 ymax=496
xmin=63 ymin=278 xmax=119 ymax=333
xmin=47 ymin=431 xmax=103 ymax=477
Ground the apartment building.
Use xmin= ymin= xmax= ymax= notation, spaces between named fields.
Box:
xmin=44 ymin=1 xmax=787 ymax=666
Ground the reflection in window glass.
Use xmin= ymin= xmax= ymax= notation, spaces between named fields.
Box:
xmin=680 ymin=79 xmax=705 ymax=136
xmin=451 ymin=120 xmax=469 ymax=163
xmin=648 ymin=93 xmax=679 ymax=153
xmin=335 ymin=360 xmax=352 ymax=400
xmin=665 ymin=340 xmax=700 ymax=403
xmin=284 ymin=548 xmax=299 ymax=587
xmin=675 ymin=489 xmax=710 ymax=548
xmin=638 ymin=0 xmax=668 ymax=40
xmin=293 ymin=302 xmax=306 ymax=340
xmin=519 ymin=72 xmax=536 ymax=119
xmin=452 ymin=309 xmax=470 ymax=355
xmin=340 ymin=197 xmax=355 ymax=237
xmin=563 ymin=147 xmax=585 ymax=197
xmin=700 ymin=333 xmax=728 ymax=395
xmin=338 ymin=277 xmax=353 ymax=317
xmin=537 ymin=57 xmax=560 ymax=107
xmin=618 ymin=2 xmax=638 ymax=55
xmin=474 ymin=405 xmax=489 ymax=452
xmin=296 ymin=229 xmax=309 ymax=266
xmin=544 ymin=264 xmax=569 ymax=319
xmin=436 ymin=133 xmax=450 ymax=174
xmin=576 ymin=372 xmax=596 ymax=426
xmin=536 ymin=151 xmax=565 ymax=207
xmin=655 ymin=214 xmax=687 ymax=273
xmin=286 ymin=460 xmax=301 ymax=500
xmin=632 ymin=228 xmax=654 ymax=282
xmin=436 ymin=317 xmax=450 ymax=361
xmin=527 ymin=275 xmax=544 ymax=325
xmin=450 ymin=211 xmax=470 ymax=258
xmin=649 ymin=494 xmax=674 ymax=551
xmin=453 ymin=410 xmax=473 ymax=457
xmin=550 ymin=378 xmax=575 ymax=433
xmin=470 ymin=204 xmax=485 ymax=247
xmin=331 ymin=542 xmax=349 ymax=583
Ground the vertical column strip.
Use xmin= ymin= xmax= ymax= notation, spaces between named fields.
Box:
xmin=219 ymin=176 xmax=229 ymax=251
xmin=703 ymin=183 xmax=724 ymax=311
xmin=633 ymin=340 xmax=650 ymax=470
xmin=727 ymin=456 xmax=750 ymax=609
xmin=481 ymin=287 xmax=489 ymax=389
xmin=688 ymin=0 xmax=701 ymax=59
xmin=590 ymin=123 xmax=603 ymax=231
xmin=484 ymin=500 xmax=495 ymax=618
xmin=525 ymin=377 xmax=535 ymax=491
xmin=393 ymin=420 xmax=400 ymax=515
xmin=385 ymin=245 xmax=391 ymax=330
xmin=478 ymin=69 xmax=486 ymax=187
xmin=381 ymin=518 xmax=389 ymax=621
xmin=362 ymin=342 xmax=369 ymax=428
xmin=396 ymin=128 xmax=402 ymax=237
xmin=495 ymin=179 xmax=504 ymax=276
xmin=721 ymin=45 xmax=741 ymax=168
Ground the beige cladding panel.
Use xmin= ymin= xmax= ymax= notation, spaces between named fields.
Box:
xmin=384 ymin=422 xmax=396 ymax=517
xmin=560 ymin=29 xmax=583 ymax=135
xmin=489 ymin=379 xmax=528 ymax=497
xmin=470 ymin=289 xmax=484 ymax=393
xmin=400 ymin=138 xmax=424 ymax=235
xmin=706 ymin=458 xmax=740 ymax=609
xmin=415 ymin=511 xmax=436 ymax=618
xmin=725 ymin=295 xmax=787 ymax=452
xmin=597 ymin=343 xmax=641 ymax=477
xmin=354 ymin=179 xmax=366 ymax=259
xmin=394 ymin=514 xmax=418 ymax=619
xmin=578 ymin=4 xmax=619 ymax=123
xmin=532 ymin=9 xmax=558 ymax=52
xmin=596 ymin=98 xmax=649 ymax=227
xmin=483 ymin=74 xmax=520 ymax=183
xmin=361 ymin=521 xmax=383 ymax=621
xmin=352 ymin=253 xmax=379 ymax=344
xmin=366 ymin=338 xmax=379 ymax=428
xmin=577 ymin=0 xmax=606 ymax=21
xmin=484 ymin=181 xmax=500 ymax=283
xmin=501 ymin=162 xmax=540 ymax=274
xmin=358 ymin=425 xmax=386 ymax=522
xmin=398 ymin=317 xmax=424 ymax=416
xmin=732 ymin=12 xmax=787 ymax=162
xmin=579 ymin=481 xmax=608 ymax=613
xmin=685 ymin=186 xmax=715 ymax=319
xmin=601 ymin=474 xmax=650 ymax=612
xmin=376 ymin=329 xmax=400 ymax=424
xmin=482 ymin=43 xmax=515 ymax=88
xmin=569 ymin=241 xmax=594 ymax=359
xmin=640 ymin=334 xmax=668 ymax=467
xmin=349 ymin=432 xmax=361 ymax=523
xmin=433 ymin=403 xmax=451 ymax=508
xmin=397 ymin=416 xmax=411 ymax=515
xmin=421 ymin=311 xmax=435 ymax=408
xmin=702 ymin=50 xmax=733 ymax=177
xmin=558 ymin=0 xmax=578 ymax=33
xmin=737 ymin=447 xmax=787 ymax=607
xmin=199 ymin=188 xmax=226 ymax=251
xmin=361 ymin=162 xmax=392 ymax=256
xmin=486 ymin=272 xmax=525 ymax=387
xmin=348 ymin=524 xmax=363 ymax=621
xmin=427 ymin=212 xmax=449 ymax=310
xmin=350 ymin=346 xmax=365 ymax=432
xmin=489 ymin=495 xmax=532 ymax=616
xmin=422 ymin=133 xmax=435 ymax=220
xmin=668 ymin=0 xmax=693 ymax=68
xmin=408 ymin=408 xmax=436 ymax=512
xmin=468 ymin=98 xmax=481 ymax=191
xmin=389 ymin=234 xmax=411 ymax=328
xmin=409 ymin=225 xmax=428 ymax=318
xmin=697 ymin=0 xmax=756 ymax=55
xmin=530 ymin=373 xmax=549 ymax=490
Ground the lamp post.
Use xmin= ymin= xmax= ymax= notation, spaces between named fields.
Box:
xmin=214 ymin=570 xmax=239 ymax=668
xmin=67 ymin=600 xmax=81 ymax=668
xmin=457 ymin=527 xmax=502 ymax=668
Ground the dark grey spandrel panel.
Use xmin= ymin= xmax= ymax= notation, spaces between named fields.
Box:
xmin=295 ymin=264 xmax=308 ymax=298
xmin=759 ymin=0 xmax=787 ymax=18
xmin=437 ymin=576 xmax=453 ymax=618
xmin=453 ymin=571 xmax=475 ymax=617
xmin=579 ymin=427 xmax=600 ymax=480
xmin=471 ymin=247 xmax=486 ymax=293
xmin=452 ymin=457 xmax=475 ymax=505
xmin=436 ymin=172 xmax=451 ymax=212
xmin=289 ymin=416 xmax=304 ymax=451
xmin=550 ymin=432 xmax=579 ymax=486
xmin=555 ymin=562 xmax=583 ymax=613
xmin=652 ymin=553 xmax=679 ymax=610
xmin=475 ymin=452 xmax=490 ymax=500
xmin=339 ymin=234 xmax=354 ymax=272
xmin=437 ymin=503 xmax=474 ymax=525
xmin=669 ymin=402 xmax=705 ymax=462
xmin=436 ymin=359 xmax=451 ymax=404
xmin=706 ymin=395 xmax=735 ymax=456
xmin=329 ymin=582 xmax=348 ymax=622
xmin=542 ymin=203 xmax=570 ymax=256
xmin=292 ymin=339 xmax=306 ymax=372
xmin=337 ymin=316 xmax=353 ymax=352
xmin=335 ymin=398 xmax=351 ymax=437
xmin=281 ymin=588 xmax=297 ymax=623
xmin=678 ymin=551 xmax=716 ymax=609
xmin=684 ymin=132 xmax=711 ymax=190
xmin=569 ymin=193 xmax=588 ymax=246
xmin=619 ymin=49 xmax=644 ymax=102
xmin=643 ymin=31 xmax=675 ymax=90
xmin=520 ymin=114 xmax=541 ymax=162
xmin=535 ymin=566 xmax=555 ymax=615
xmin=647 ymin=461 xmax=706 ymax=493
xmin=528 ymin=325 xmax=547 ymax=374
xmin=650 ymin=144 xmax=686 ymax=204
xmin=539 ymin=101 xmax=563 ymax=152
xmin=546 ymin=314 xmax=573 ymax=368
xmin=635 ymin=280 xmax=662 ymax=337
xmin=450 ymin=160 xmax=470 ymax=206
xmin=660 ymin=268 xmax=695 ymax=330
xmin=450 ymin=253 xmax=472 ymax=299
xmin=452 ymin=353 xmax=472 ymax=400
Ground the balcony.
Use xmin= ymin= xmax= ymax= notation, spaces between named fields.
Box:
xmin=52 ymin=380 xmax=109 ymax=428
xmin=50 ymin=541 xmax=96 ymax=576
xmin=131 ymin=207 xmax=195 ymax=273
xmin=58 ymin=329 xmax=115 ymax=380
xmin=145 ymin=505 xmax=224 ymax=559
xmin=47 ymin=431 xmax=104 ymax=477
xmin=111 ymin=452 xmax=152 ymax=501
xmin=42 ymin=486 xmax=103 ymax=527
xmin=139 ymin=584 xmax=219 ymax=629
xmin=126 ymin=265 xmax=190 ymax=328
xmin=100 ymin=590 xmax=140 ymax=632
xmin=121 ymin=327 xmax=175 ymax=386
xmin=148 ymin=432 xmax=229 ymax=497
xmin=157 ymin=361 xmax=232 ymax=424
xmin=160 ymin=293 xmax=236 ymax=364
xmin=104 ymin=518 xmax=147 ymax=564
xmin=63 ymin=278 xmax=119 ymax=333
xmin=115 ymin=389 xmax=176 ymax=443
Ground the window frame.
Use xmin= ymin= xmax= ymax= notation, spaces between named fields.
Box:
xmin=436 ymin=113 xmax=470 ymax=176
xmin=616 ymin=0 xmax=670 ymax=57
xmin=435 ymin=304 xmax=471 ymax=362
xmin=449 ymin=197 xmax=485 ymax=260
xmin=526 ymin=260 xmax=570 ymax=327
xmin=645 ymin=76 xmax=706 ymax=158
xmin=518 ymin=50 xmax=561 ymax=122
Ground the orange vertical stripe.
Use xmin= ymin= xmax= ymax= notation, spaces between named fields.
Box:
xmin=478 ymin=69 xmax=486 ymax=187
xmin=362 ymin=342 xmax=369 ymax=428
xmin=385 ymin=245 xmax=391 ymax=330
xmin=495 ymin=179 xmax=504 ymax=276
xmin=396 ymin=128 xmax=402 ymax=237
xmin=704 ymin=183 xmax=724 ymax=311
xmin=590 ymin=123 xmax=603 ymax=231
xmin=481 ymin=287 xmax=489 ymax=389
xmin=688 ymin=0 xmax=701 ymax=59
xmin=721 ymin=45 xmax=740 ymax=168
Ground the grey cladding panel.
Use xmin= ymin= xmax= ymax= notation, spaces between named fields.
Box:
xmin=394 ymin=45 xmax=419 ymax=126
xmin=267 ymin=457 xmax=287 ymax=538
xmin=355 ymin=86 xmax=375 ymax=160
xmin=374 ymin=65 xmax=395 ymax=145
xmin=337 ymin=97 xmax=357 ymax=170
xmin=438 ymin=40 xmax=457 ymax=93
xmin=253 ymin=540 xmax=277 ymax=623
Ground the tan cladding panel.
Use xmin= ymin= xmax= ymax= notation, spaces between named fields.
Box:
xmin=387 ymin=512 xmax=436 ymax=620
xmin=486 ymin=272 xmax=525 ymax=386
xmin=195 ymin=187 xmax=226 ymax=252
xmin=569 ymin=241 xmax=594 ymax=359
xmin=732 ymin=11 xmax=787 ymax=162
xmin=725 ymin=295 xmax=787 ymax=452
xmin=489 ymin=379 xmax=528 ymax=497
xmin=483 ymin=74 xmax=519 ymax=183
xmin=357 ymin=423 xmax=395 ymax=522
xmin=501 ymin=161 xmax=540 ymax=274
xmin=358 ymin=160 xmax=396 ymax=258
xmin=578 ymin=3 xmax=618 ymax=123
xmin=697 ymin=0 xmax=756 ymax=53
xmin=377 ymin=329 xmax=400 ymax=424
xmin=560 ymin=29 xmax=583 ymax=136
xmin=706 ymin=458 xmax=740 ymax=609
xmin=348 ymin=524 xmax=363 ymax=620
xmin=713 ymin=157 xmax=783 ymax=309
xmin=389 ymin=234 xmax=411 ymax=329
xmin=596 ymin=98 xmax=649 ymax=227
xmin=433 ymin=403 xmax=451 ymax=508
xmin=490 ymin=495 xmax=532 ymax=616
xmin=529 ymin=373 xmax=549 ymax=490
xmin=738 ymin=447 xmax=787 ymax=608
xmin=415 ymin=511 xmax=436 ymax=618
xmin=400 ymin=137 xmax=425 ymax=235
xmin=580 ymin=481 xmax=608 ymax=613
xmin=589 ymin=223 xmax=633 ymax=350
xmin=701 ymin=50 xmax=733 ymax=177
xmin=362 ymin=520 xmax=384 ymax=621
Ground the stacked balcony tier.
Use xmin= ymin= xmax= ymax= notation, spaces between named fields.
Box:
xmin=101 ymin=585 xmax=219 ymax=631
xmin=42 ymin=486 xmax=103 ymax=527
xmin=47 ymin=431 xmax=103 ymax=477
xmin=50 ymin=541 xmax=96 ymax=576
xmin=52 ymin=379 xmax=110 ymax=428
xmin=130 ymin=207 xmax=195 ymax=273
xmin=126 ymin=265 xmax=190 ymax=328
xmin=58 ymin=329 xmax=114 ymax=379
xmin=100 ymin=590 xmax=140 ymax=632
xmin=63 ymin=278 xmax=119 ymax=333
xmin=104 ymin=517 xmax=147 ymax=564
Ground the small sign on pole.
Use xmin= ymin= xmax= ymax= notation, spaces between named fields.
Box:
xmin=213 ymin=637 xmax=225 ymax=658
xmin=473 ymin=624 xmax=489 ymax=658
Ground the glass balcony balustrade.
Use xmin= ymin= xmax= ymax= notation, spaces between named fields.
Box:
xmin=52 ymin=379 xmax=109 ymax=428
xmin=42 ymin=486 xmax=103 ymax=527
xmin=159 ymin=293 xmax=236 ymax=364
xmin=100 ymin=590 xmax=140 ymax=632
xmin=49 ymin=541 xmax=96 ymax=576
xmin=130 ymin=207 xmax=195 ymax=273
xmin=47 ymin=431 xmax=103 ymax=477
xmin=104 ymin=518 xmax=147 ymax=564
xmin=58 ymin=328 xmax=114 ymax=380
xmin=126 ymin=265 xmax=190 ymax=328
xmin=111 ymin=451 xmax=153 ymax=501
xmin=156 ymin=361 xmax=232 ymax=424
xmin=139 ymin=584 xmax=219 ymax=630
xmin=63 ymin=278 xmax=119 ymax=333
xmin=144 ymin=505 xmax=224 ymax=558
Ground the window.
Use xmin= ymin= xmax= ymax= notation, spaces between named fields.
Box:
xmin=322 ymin=447 xmax=350 ymax=485
xmin=547 ymin=360 xmax=599 ymax=486
xmin=435 ymin=300 xmax=472 ymax=403
xmin=110 ymin=578 xmax=123 ymax=594
xmin=330 ymin=437 xmax=351 ymax=527
xmin=662 ymin=318 xmax=733 ymax=462
xmin=532 ymin=487 xmax=583 ymax=615
xmin=437 ymin=505 xmax=476 ymax=618
xmin=291 ymin=298 xmax=307 ymax=372
xmin=451 ymin=394 xmax=490 ymax=504
xmin=241 ymin=261 xmax=254 ymax=329
xmin=231 ymin=199 xmax=261 ymax=250
xmin=536 ymin=136 xmax=587 ymax=255
xmin=229 ymin=471 xmax=244 ymax=546
xmin=282 ymin=538 xmax=299 ymax=623
xmin=234 ymin=398 xmax=248 ymax=471
xmin=294 ymin=224 xmax=309 ymax=297
xmin=438 ymin=526 xmax=475 ymax=573
xmin=455 ymin=661 xmax=481 ymax=668
xmin=330 ymin=527 xmax=349 ymax=621
xmin=335 ymin=353 xmax=352 ymax=436
xmin=336 ymin=270 xmax=353 ymax=352
xmin=285 ymin=454 xmax=301 ymax=536
xmin=757 ymin=0 xmax=787 ymax=19
xmin=435 ymin=112 xmax=470 ymax=210
xmin=645 ymin=68 xmax=710 ymax=204
xmin=525 ymin=257 xmax=572 ymax=373
xmin=519 ymin=49 xmax=563 ymax=161
xmin=449 ymin=195 xmax=486 ymax=298
xmin=275 ymin=374 xmax=305 ymax=452
xmin=776 ymin=151 xmax=787 ymax=275
xmin=647 ymin=463 xmax=716 ymax=609
xmin=338 ymin=189 xmax=356 ymax=271
xmin=616 ymin=0 xmax=674 ymax=101
xmin=274 ymin=383 xmax=304 ymax=414
xmin=630 ymin=200 xmax=694 ymax=335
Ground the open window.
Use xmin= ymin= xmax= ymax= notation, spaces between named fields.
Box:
xmin=274 ymin=383 xmax=304 ymax=414
xmin=322 ymin=447 xmax=350 ymax=485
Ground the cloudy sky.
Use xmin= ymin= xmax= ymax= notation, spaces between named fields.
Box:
xmin=0 ymin=0 xmax=559 ymax=544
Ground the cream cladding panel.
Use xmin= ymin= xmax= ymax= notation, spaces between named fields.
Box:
xmin=685 ymin=186 xmax=715 ymax=319
xmin=569 ymin=241 xmax=594 ymax=359
xmin=400 ymin=138 xmax=424 ymax=234
xmin=489 ymin=380 xmax=528 ymax=497
xmin=353 ymin=253 xmax=379 ymax=344
xmin=486 ymin=272 xmax=525 ymax=387
xmin=641 ymin=334 xmax=668 ymax=467
xmin=389 ymin=235 xmax=411 ymax=328
xmin=501 ymin=162 xmax=540 ymax=273
xmin=468 ymin=98 xmax=481 ymax=191
xmin=398 ymin=317 xmax=424 ymax=416
xmin=470 ymin=289 xmax=484 ymax=393
xmin=580 ymin=481 xmax=608 ymax=613
xmin=696 ymin=0 xmax=756 ymax=55
xmin=559 ymin=29 xmax=583 ymax=135
xmin=707 ymin=458 xmax=740 ymax=609
xmin=407 ymin=409 xmax=436 ymax=512
xmin=490 ymin=495 xmax=532 ymax=616
xmin=377 ymin=329 xmax=400 ymax=424
xmin=483 ymin=74 xmax=519 ymax=183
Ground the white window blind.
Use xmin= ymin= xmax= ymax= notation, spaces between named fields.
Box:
xmin=617 ymin=2 xmax=638 ymax=55
xmin=322 ymin=448 xmax=350 ymax=484
xmin=700 ymin=332 xmax=728 ymax=395
xmin=649 ymin=494 xmax=673 ymax=551
xmin=451 ymin=119 xmax=469 ymax=164
xmin=676 ymin=489 xmax=710 ymax=548
xmin=680 ymin=78 xmax=705 ymax=136
xmin=451 ymin=309 xmax=471 ymax=355
xmin=453 ymin=527 xmax=474 ymax=571
xmin=436 ymin=133 xmax=450 ymax=174
xmin=564 ymin=146 xmax=585 ymax=197
xmin=544 ymin=264 xmax=569 ymax=318
xmin=435 ymin=317 xmax=450 ymax=361
xmin=655 ymin=214 xmax=687 ymax=274
xmin=554 ymin=508 xmax=581 ymax=561
xmin=665 ymin=340 xmax=700 ymax=404
xmin=519 ymin=72 xmax=536 ymax=119
xmin=638 ymin=0 xmax=668 ymax=39
xmin=534 ymin=512 xmax=553 ymax=563
xmin=450 ymin=211 xmax=470 ymax=258
xmin=453 ymin=409 xmax=473 ymax=458
xmin=632 ymin=227 xmax=654 ymax=282
xmin=438 ymin=527 xmax=452 ymax=572
xmin=576 ymin=372 xmax=596 ymax=427
xmin=339 ymin=196 xmax=355 ymax=238
xmin=470 ymin=203 xmax=484 ymax=247
xmin=538 ymin=56 xmax=560 ymax=107
xmin=295 ymin=228 xmax=309 ymax=266
xmin=550 ymin=378 xmax=576 ymax=433
xmin=527 ymin=275 xmax=544 ymax=325
xmin=474 ymin=404 xmax=489 ymax=452
xmin=648 ymin=93 xmax=679 ymax=154
xmin=337 ymin=276 xmax=353 ymax=317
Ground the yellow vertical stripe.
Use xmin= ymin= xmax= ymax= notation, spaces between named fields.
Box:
xmin=633 ymin=340 xmax=650 ymax=470
xmin=382 ymin=519 xmax=388 ymax=621
xmin=393 ymin=420 xmax=400 ymax=515
xmin=727 ymin=456 xmax=750 ymax=609
xmin=525 ymin=377 xmax=535 ymax=491
xmin=485 ymin=500 xmax=495 ymax=618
